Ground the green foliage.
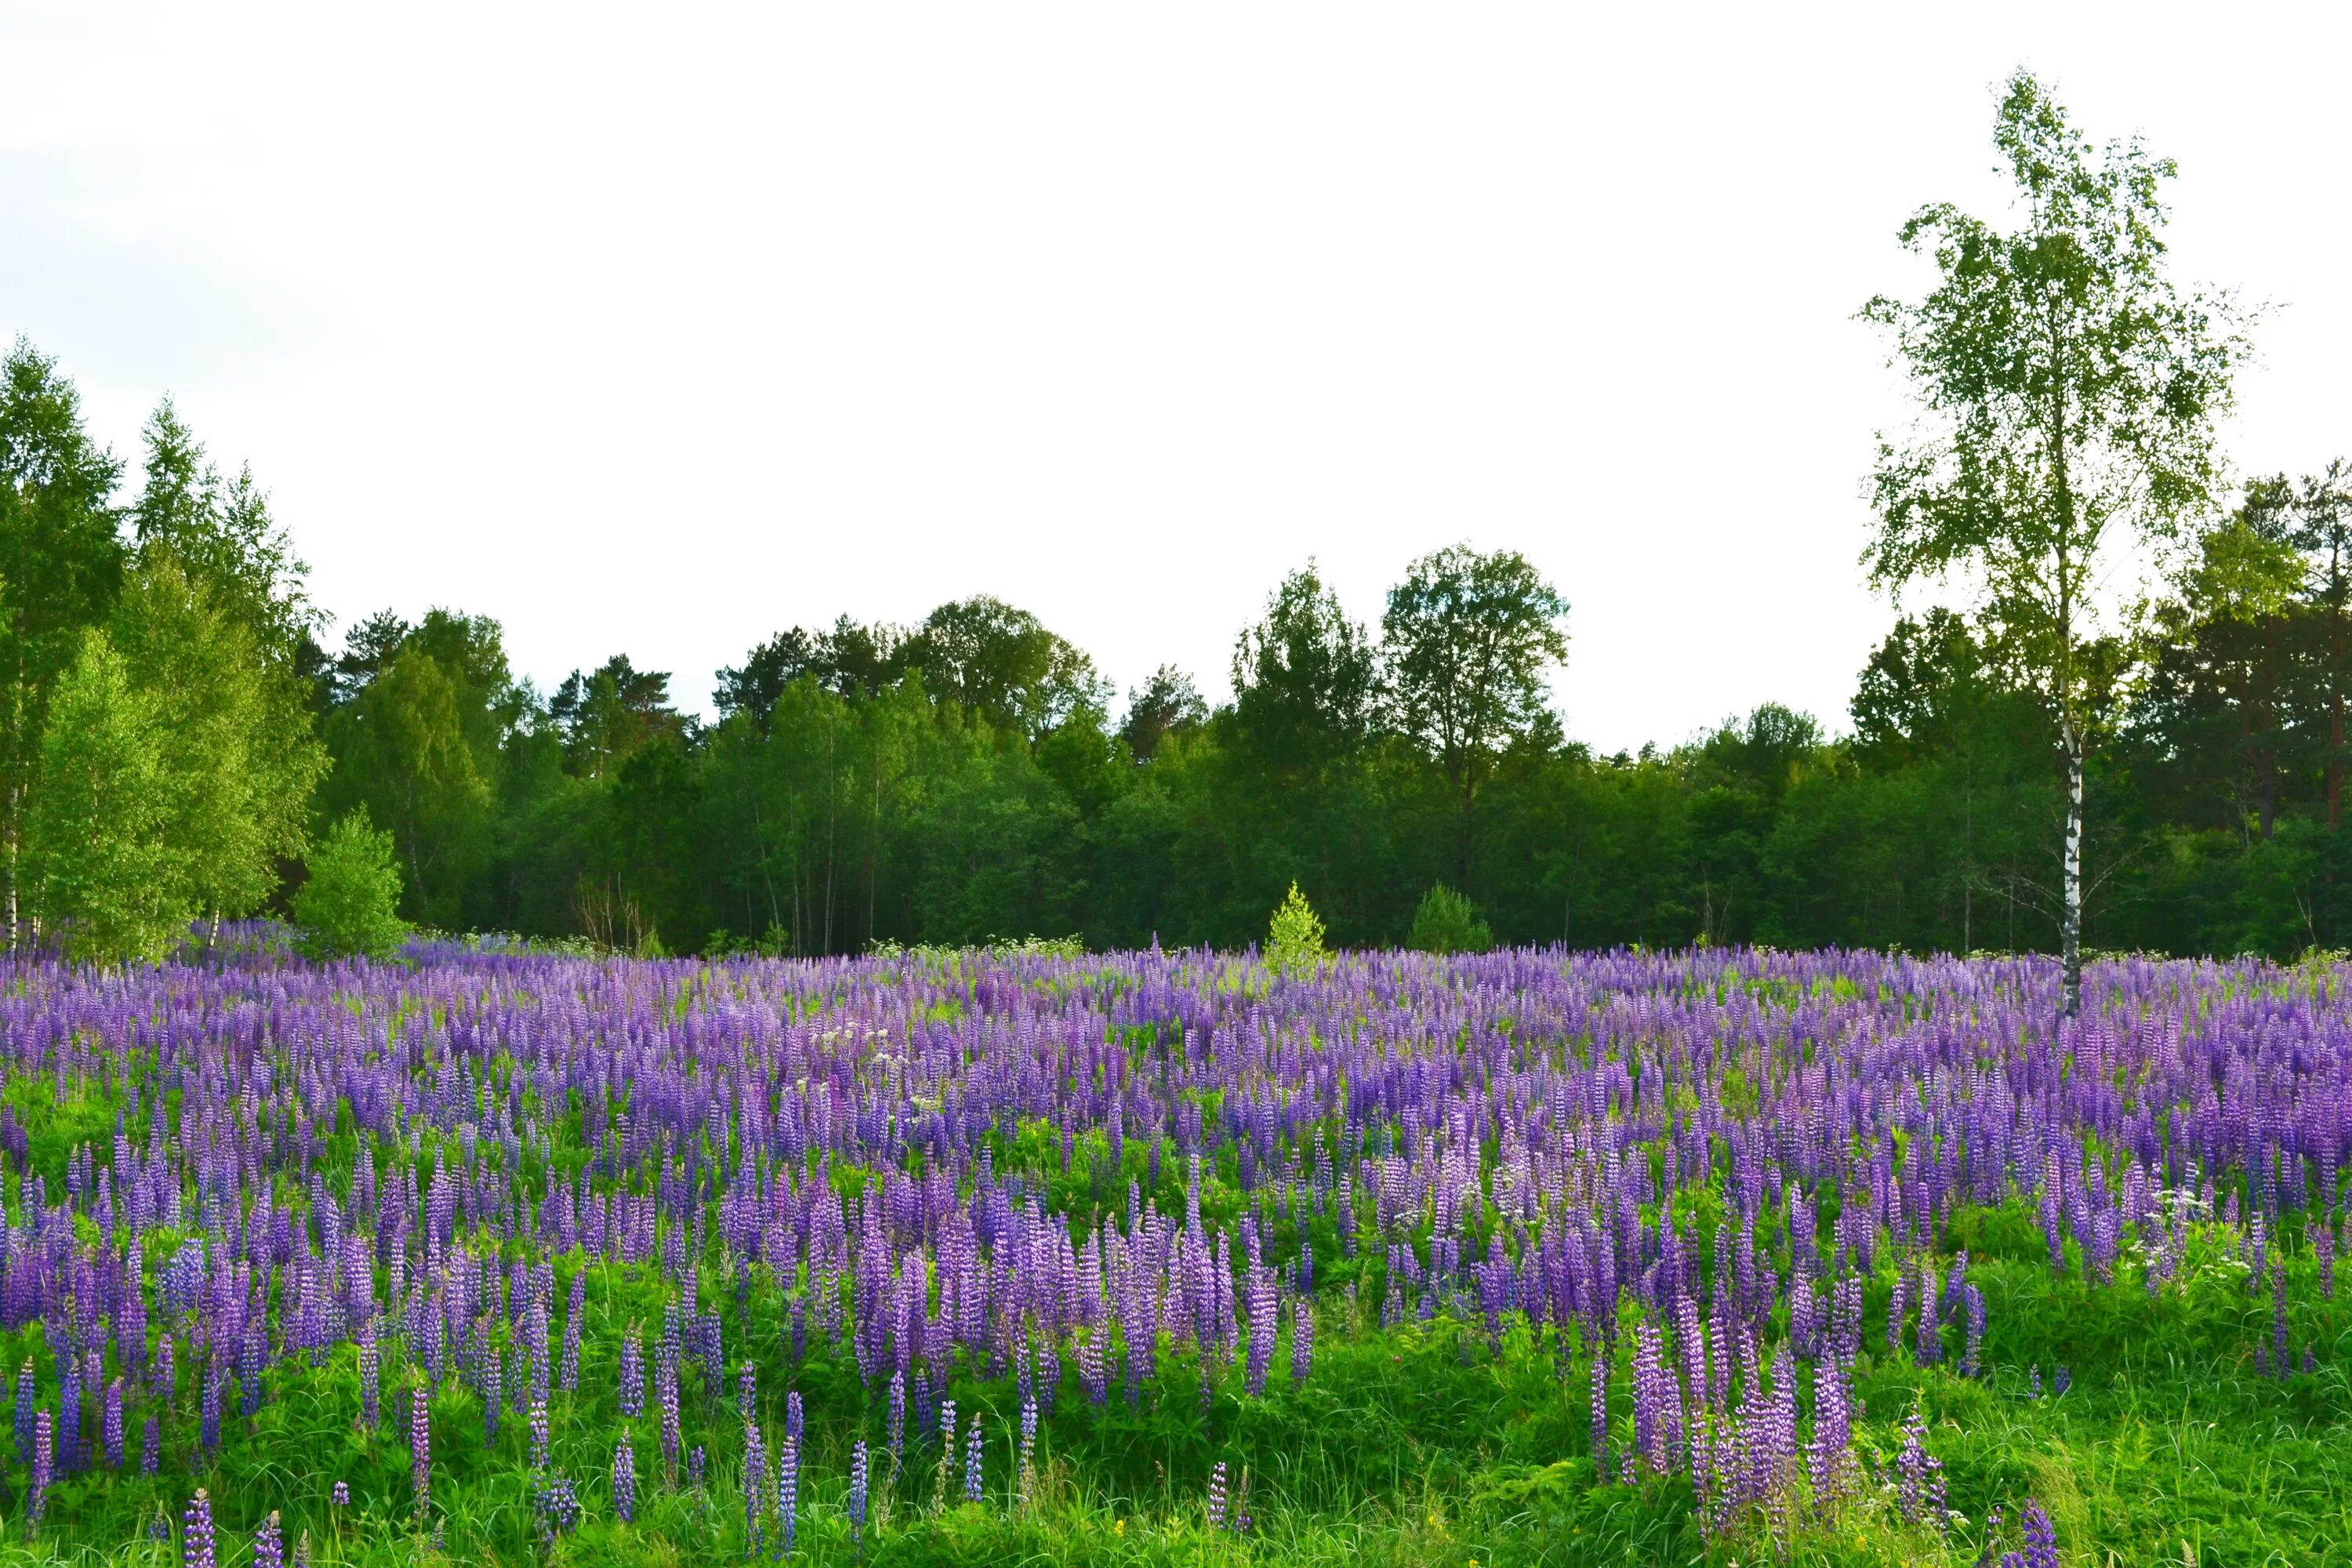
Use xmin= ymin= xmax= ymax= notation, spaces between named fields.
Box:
xmin=703 ymin=922 xmax=790 ymax=959
xmin=111 ymin=556 xmax=328 ymax=924
xmin=1862 ymin=71 xmax=2245 ymax=630
xmin=293 ymin=811 xmax=410 ymax=960
xmin=1265 ymin=881 xmax=1327 ymax=978
xmin=318 ymin=627 xmax=497 ymax=926
xmin=1231 ymin=564 xmax=1377 ymax=786
xmin=21 ymin=628 xmax=180 ymax=963
xmin=1384 ymin=545 xmax=1569 ymax=882
xmin=0 ymin=339 xmax=126 ymax=941
xmin=1406 ymin=884 xmax=1492 ymax=954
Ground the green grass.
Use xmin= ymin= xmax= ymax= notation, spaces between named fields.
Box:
xmin=0 ymin=1207 xmax=2337 ymax=1567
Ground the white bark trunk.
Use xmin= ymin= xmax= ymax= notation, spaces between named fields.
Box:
xmin=2061 ymin=718 xmax=2084 ymax=1019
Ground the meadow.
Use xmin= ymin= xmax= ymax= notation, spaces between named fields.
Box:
xmin=0 ymin=938 xmax=2340 ymax=1566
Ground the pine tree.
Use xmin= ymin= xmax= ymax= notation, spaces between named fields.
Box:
xmin=1265 ymin=881 xmax=1327 ymax=978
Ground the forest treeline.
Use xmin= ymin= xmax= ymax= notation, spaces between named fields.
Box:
xmin=5 ymin=336 xmax=2350 ymax=961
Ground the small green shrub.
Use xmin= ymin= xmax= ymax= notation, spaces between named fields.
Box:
xmin=1408 ymin=883 xmax=1492 ymax=955
xmin=292 ymin=812 xmax=408 ymax=960
xmin=1265 ymin=881 xmax=1327 ymax=978
xmin=705 ymin=923 xmax=791 ymax=959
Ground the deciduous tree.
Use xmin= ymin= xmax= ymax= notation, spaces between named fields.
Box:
xmin=1864 ymin=72 xmax=2243 ymax=1014
xmin=0 ymin=343 xmax=125 ymax=943
xmin=21 ymin=630 xmax=177 ymax=963
xmin=1381 ymin=544 xmax=1568 ymax=882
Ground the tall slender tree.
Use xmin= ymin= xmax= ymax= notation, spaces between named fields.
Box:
xmin=1863 ymin=72 xmax=2243 ymax=1015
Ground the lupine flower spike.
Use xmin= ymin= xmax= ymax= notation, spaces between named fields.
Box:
xmin=182 ymin=1490 xmax=216 ymax=1568
xmin=614 ymin=1434 xmax=637 ymax=1523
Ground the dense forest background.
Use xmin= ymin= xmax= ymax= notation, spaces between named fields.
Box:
xmin=7 ymin=337 xmax=2351 ymax=961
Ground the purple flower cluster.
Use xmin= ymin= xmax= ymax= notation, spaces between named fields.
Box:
xmin=612 ymin=1432 xmax=636 ymax=1523
xmin=0 ymin=942 xmax=2332 ymax=1553
xmin=29 ymin=1408 xmax=51 ymax=1532
xmin=779 ymin=1430 xmax=800 ymax=1551
xmin=534 ymin=1475 xmax=582 ymax=1541
xmin=182 ymin=1488 xmax=216 ymax=1568
xmin=1999 ymin=1497 xmax=2060 ymax=1568
xmin=252 ymin=1511 xmax=283 ymax=1568
xmin=848 ymin=1437 xmax=869 ymax=1542
xmin=410 ymin=1387 xmax=430 ymax=1521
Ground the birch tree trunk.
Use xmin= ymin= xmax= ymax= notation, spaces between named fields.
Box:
xmin=2060 ymin=716 xmax=2084 ymax=1019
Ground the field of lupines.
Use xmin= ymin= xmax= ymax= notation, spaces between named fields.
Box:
xmin=0 ymin=939 xmax=2342 ymax=1565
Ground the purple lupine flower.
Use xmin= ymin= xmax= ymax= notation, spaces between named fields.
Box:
xmin=613 ymin=1433 xmax=637 ymax=1523
xmin=619 ymin=1323 xmax=644 ymax=1418
xmin=887 ymin=1369 xmax=906 ymax=1466
xmin=103 ymin=1377 xmax=124 ymax=1469
xmin=358 ymin=1338 xmax=380 ymax=1431
xmin=253 ymin=1512 xmax=284 ymax=1568
xmin=935 ymin=1399 xmax=957 ymax=1507
xmin=1630 ymin=1320 xmax=1668 ymax=1477
xmin=561 ymin=1272 xmax=586 ymax=1393
xmin=779 ymin=1432 xmax=800 ymax=1553
xmin=742 ymin=1421 xmax=768 ymax=1550
xmin=1895 ymin=1403 xmax=1946 ymax=1530
xmin=659 ymin=1356 xmax=682 ymax=1483
xmin=2016 ymin=1498 xmax=2057 ymax=1568
xmin=1243 ymin=1269 xmax=1276 ymax=1396
xmin=1589 ymin=1345 xmax=1610 ymax=1482
xmin=332 ymin=1480 xmax=350 ymax=1507
xmin=1207 ymin=1459 xmax=1228 ymax=1531
xmin=411 ymin=1386 xmax=432 ymax=1521
xmin=1017 ymin=1396 xmax=1038 ymax=1509
xmin=1290 ymin=1297 xmax=1314 ymax=1385
xmin=848 ymin=1438 xmax=870 ymax=1543
xmin=29 ymin=1409 xmax=52 ymax=1532
xmin=13 ymin=1359 xmax=34 ymax=1473
xmin=535 ymin=1476 xmax=582 ymax=1541
xmin=142 ymin=1416 xmax=160 ymax=1475
xmin=964 ymin=1417 xmax=984 ymax=1505
xmin=1808 ymin=1355 xmax=1851 ymax=1508
xmin=201 ymin=1363 xmax=222 ymax=1454
xmin=530 ymin=1399 xmax=550 ymax=1473
xmin=1915 ymin=1258 xmax=1942 ymax=1364
xmin=1961 ymin=1283 xmax=1986 ymax=1377
xmin=183 ymin=1488 xmax=217 ymax=1568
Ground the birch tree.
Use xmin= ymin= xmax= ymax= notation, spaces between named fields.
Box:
xmin=1863 ymin=72 xmax=2242 ymax=1016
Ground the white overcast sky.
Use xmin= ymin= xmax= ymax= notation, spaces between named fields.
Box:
xmin=4 ymin=4 xmax=2348 ymax=753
